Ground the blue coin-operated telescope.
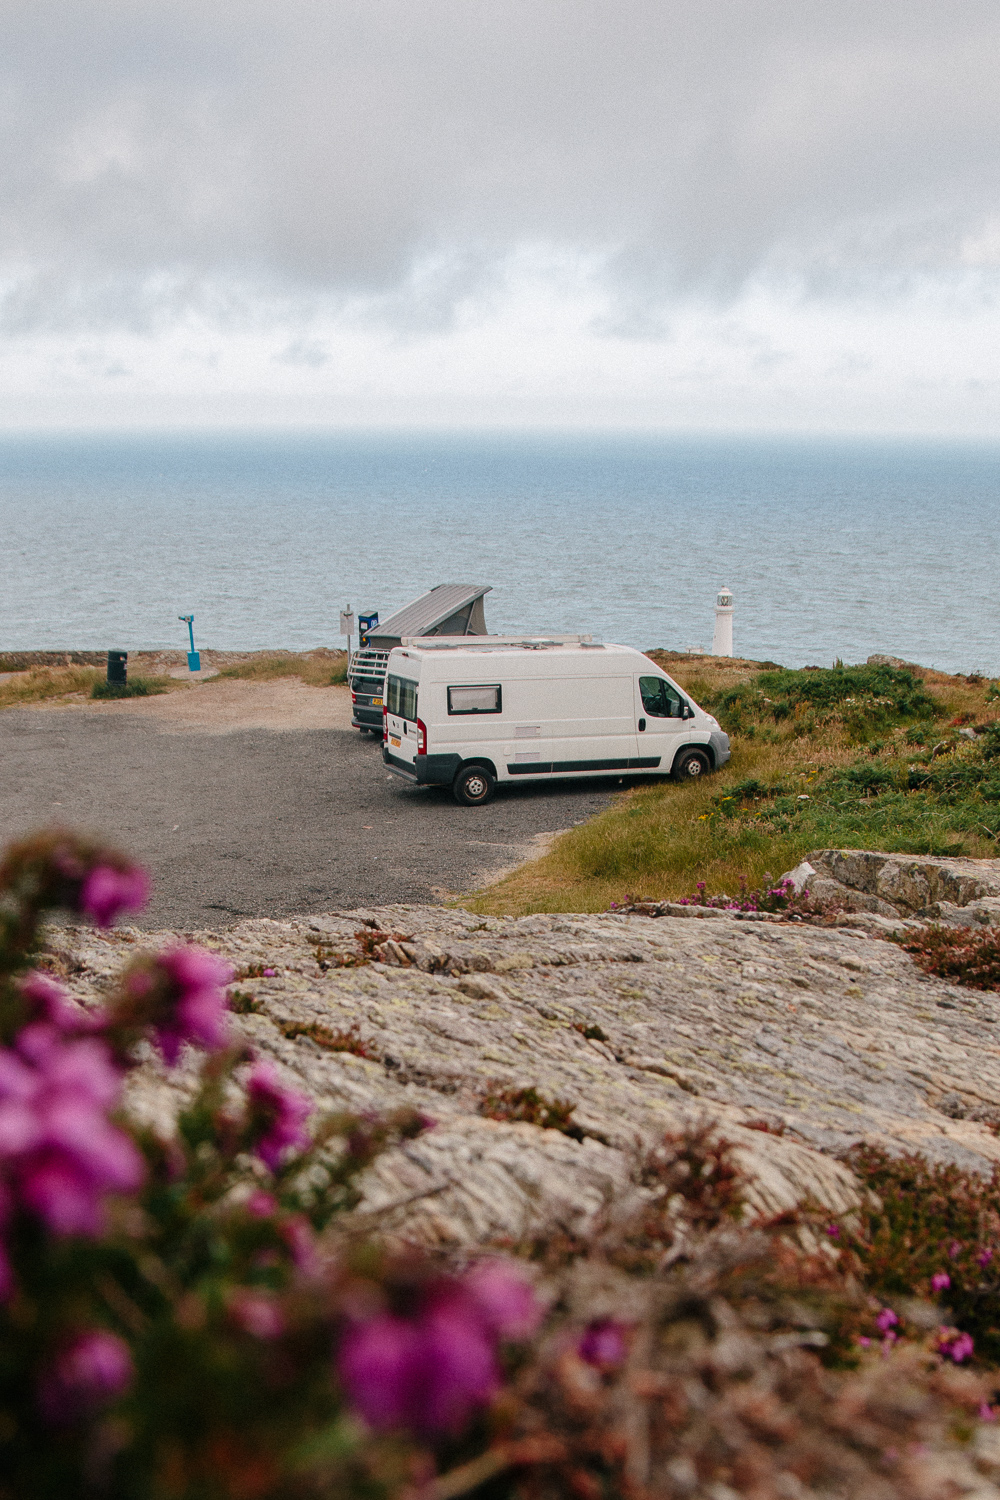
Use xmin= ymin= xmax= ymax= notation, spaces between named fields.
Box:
xmin=358 ymin=611 xmax=378 ymax=647
xmin=178 ymin=615 xmax=200 ymax=672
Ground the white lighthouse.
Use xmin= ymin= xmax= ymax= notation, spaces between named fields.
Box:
xmin=712 ymin=586 xmax=734 ymax=657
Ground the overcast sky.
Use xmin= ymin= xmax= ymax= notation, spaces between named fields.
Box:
xmin=3 ymin=0 xmax=1000 ymax=433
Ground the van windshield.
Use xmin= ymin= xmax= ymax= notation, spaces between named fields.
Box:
xmin=386 ymin=674 xmax=418 ymax=722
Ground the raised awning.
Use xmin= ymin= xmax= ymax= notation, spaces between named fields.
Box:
xmin=367 ymin=584 xmax=491 ymax=646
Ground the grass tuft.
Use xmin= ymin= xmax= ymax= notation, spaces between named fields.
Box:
xmin=214 ymin=651 xmax=347 ymax=687
xmin=0 ymin=665 xmax=102 ymax=709
xmin=90 ymin=676 xmax=170 ymax=699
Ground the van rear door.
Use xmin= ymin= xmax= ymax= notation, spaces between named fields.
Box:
xmin=385 ymin=670 xmax=421 ymax=772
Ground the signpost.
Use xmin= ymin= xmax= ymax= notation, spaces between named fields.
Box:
xmin=178 ymin=615 xmax=200 ymax=672
xmin=340 ymin=607 xmax=355 ymax=667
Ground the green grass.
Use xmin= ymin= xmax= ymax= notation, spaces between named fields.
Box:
xmin=213 ymin=651 xmax=348 ymax=687
xmin=90 ymin=676 xmax=171 ymax=699
xmin=469 ymin=656 xmax=1000 ymax=915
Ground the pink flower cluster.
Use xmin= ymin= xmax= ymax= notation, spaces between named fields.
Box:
xmin=78 ymin=864 xmax=150 ymax=928
xmin=246 ymin=1063 xmax=312 ymax=1170
xmin=338 ymin=1260 xmax=541 ymax=1436
xmin=578 ymin=1318 xmax=628 ymax=1369
xmin=936 ymin=1327 xmax=974 ymax=1363
xmin=146 ymin=947 xmax=232 ymax=1065
xmin=38 ymin=1329 xmax=133 ymax=1424
xmin=0 ymin=984 xmax=143 ymax=1295
xmin=931 ymin=1271 xmax=951 ymax=1293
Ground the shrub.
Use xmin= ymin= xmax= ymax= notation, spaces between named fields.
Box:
xmin=90 ymin=676 xmax=170 ymax=700
xmin=894 ymin=923 xmax=1000 ymax=989
xmin=839 ymin=1143 xmax=1000 ymax=1365
xmin=704 ymin=663 xmax=941 ymax=740
xmin=479 ymin=1085 xmax=586 ymax=1140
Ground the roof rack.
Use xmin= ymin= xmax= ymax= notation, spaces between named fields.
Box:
xmin=400 ymin=634 xmax=596 ymax=649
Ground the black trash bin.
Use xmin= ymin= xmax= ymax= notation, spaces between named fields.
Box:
xmin=107 ymin=651 xmax=128 ymax=685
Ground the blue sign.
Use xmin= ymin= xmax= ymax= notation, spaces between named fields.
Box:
xmin=358 ymin=611 xmax=378 ymax=645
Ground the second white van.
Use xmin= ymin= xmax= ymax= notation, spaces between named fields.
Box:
xmin=381 ymin=636 xmax=730 ymax=804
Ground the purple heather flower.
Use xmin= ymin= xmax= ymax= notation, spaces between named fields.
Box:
xmin=949 ymin=1240 xmax=963 ymax=1259
xmin=875 ymin=1307 xmax=899 ymax=1333
xmin=338 ymin=1313 xmax=423 ymax=1430
xmin=0 ymin=1032 xmax=143 ymax=1243
xmin=262 ymin=968 xmax=276 ymax=977
xmin=578 ymin=1318 xmax=628 ymax=1369
xmin=931 ymin=1271 xmax=951 ymax=1292
xmin=230 ymin=1290 xmax=284 ymax=1340
xmin=281 ymin=1214 xmax=319 ymax=1274
xmin=858 ymin=1336 xmax=872 ymax=1348
xmin=465 ymin=1259 xmax=541 ymax=1340
xmin=245 ymin=1189 xmax=279 ymax=1219
xmin=937 ymin=1328 xmax=974 ymax=1364
xmin=826 ymin=1223 xmax=841 ymax=1239
xmin=979 ymin=1248 xmax=994 ymax=1268
xmin=338 ymin=1301 xmax=498 ymax=1437
xmin=980 ymin=1402 xmax=996 ymax=1422
xmin=79 ymin=864 xmax=150 ymax=928
xmin=18 ymin=972 xmax=83 ymax=1032
xmin=38 ymin=1329 xmax=133 ymax=1424
xmin=149 ymin=947 xmax=232 ymax=1065
xmin=246 ymin=1063 xmax=312 ymax=1170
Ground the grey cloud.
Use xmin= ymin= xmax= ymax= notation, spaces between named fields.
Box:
xmin=2 ymin=0 xmax=1000 ymax=332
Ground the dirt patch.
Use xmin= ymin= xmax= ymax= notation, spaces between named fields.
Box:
xmin=24 ymin=676 xmax=354 ymax=735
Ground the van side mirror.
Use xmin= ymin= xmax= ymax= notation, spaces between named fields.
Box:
xmin=681 ymin=703 xmax=694 ymax=719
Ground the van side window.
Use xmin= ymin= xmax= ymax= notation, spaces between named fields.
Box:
xmin=639 ymin=675 xmax=684 ymax=718
xmin=448 ymin=684 xmax=502 ymax=715
xmin=387 ymin=674 xmax=418 ymax=721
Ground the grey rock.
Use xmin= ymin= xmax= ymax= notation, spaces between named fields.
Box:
xmin=784 ymin=849 xmax=1000 ymax=925
xmin=49 ymin=900 xmax=1000 ymax=1248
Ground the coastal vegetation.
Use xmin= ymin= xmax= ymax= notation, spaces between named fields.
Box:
xmin=471 ymin=655 xmax=1000 ymax=915
xmin=214 ymin=649 xmax=348 ymax=686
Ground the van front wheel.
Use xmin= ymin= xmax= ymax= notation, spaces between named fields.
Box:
xmin=453 ymin=765 xmax=496 ymax=806
xmin=673 ymin=748 xmax=710 ymax=782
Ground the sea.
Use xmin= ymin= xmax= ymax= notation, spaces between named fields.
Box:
xmin=1 ymin=430 xmax=998 ymax=674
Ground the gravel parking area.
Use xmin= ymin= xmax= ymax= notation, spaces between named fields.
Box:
xmin=0 ymin=681 xmax=615 ymax=927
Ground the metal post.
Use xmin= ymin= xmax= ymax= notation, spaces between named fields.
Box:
xmin=178 ymin=615 xmax=200 ymax=672
xmin=340 ymin=606 xmax=355 ymax=669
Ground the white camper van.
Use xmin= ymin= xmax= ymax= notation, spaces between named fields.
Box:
xmin=381 ymin=636 xmax=730 ymax=805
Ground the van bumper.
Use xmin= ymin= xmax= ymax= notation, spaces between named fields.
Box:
xmin=382 ymin=748 xmax=462 ymax=786
xmin=709 ymin=730 xmax=731 ymax=769
xmin=352 ymin=704 xmax=384 ymax=730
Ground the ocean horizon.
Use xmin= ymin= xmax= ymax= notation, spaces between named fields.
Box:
xmin=3 ymin=429 xmax=998 ymax=675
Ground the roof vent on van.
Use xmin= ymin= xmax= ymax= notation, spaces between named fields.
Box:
xmin=399 ymin=634 xmax=594 ymax=648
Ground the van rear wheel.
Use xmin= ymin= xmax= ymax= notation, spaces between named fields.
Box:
xmin=673 ymin=748 xmax=710 ymax=782
xmin=453 ymin=765 xmax=496 ymax=806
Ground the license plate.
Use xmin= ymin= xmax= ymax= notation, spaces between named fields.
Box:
xmin=373 ymin=697 xmax=382 ymax=706
xmin=390 ymin=735 xmax=401 ymax=747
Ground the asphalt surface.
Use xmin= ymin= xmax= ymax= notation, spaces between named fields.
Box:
xmin=0 ymin=708 xmax=617 ymax=928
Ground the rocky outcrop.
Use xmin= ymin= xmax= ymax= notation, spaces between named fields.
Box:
xmin=45 ymin=897 xmax=1000 ymax=1247
xmin=785 ymin=849 xmax=1000 ymax=926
